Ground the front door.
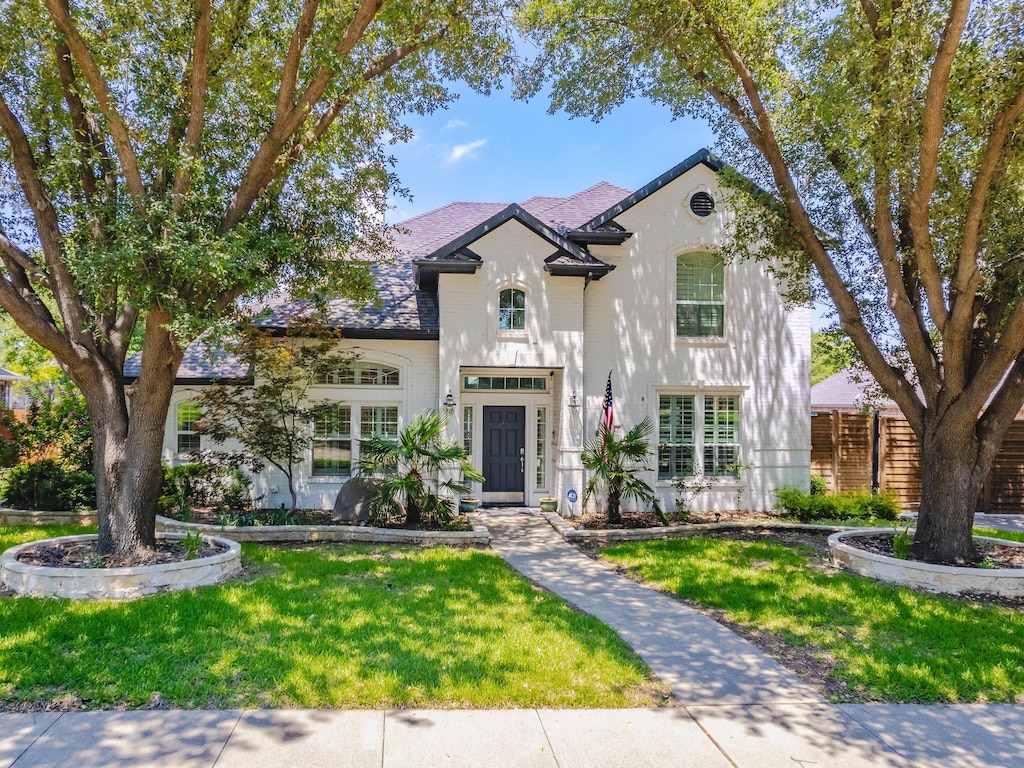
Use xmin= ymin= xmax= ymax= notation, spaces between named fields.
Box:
xmin=482 ymin=406 xmax=526 ymax=504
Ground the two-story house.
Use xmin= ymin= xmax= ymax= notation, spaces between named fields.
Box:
xmin=156 ymin=149 xmax=811 ymax=513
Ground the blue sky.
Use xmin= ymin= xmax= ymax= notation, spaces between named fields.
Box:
xmin=386 ymin=86 xmax=716 ymax=222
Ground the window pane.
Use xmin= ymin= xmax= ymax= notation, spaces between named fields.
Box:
xmin=658 ymin=395 xmax=695 ymax=479
xmin=498 ymin=288 xmax=526 ymax=330
xmin=360 ymin=406 xmax=398 ymax=439
xmin=676 ymin=253 xmax=724 ymax=338
xmin=703 ymin=396 xmax=739 ymax=476
xmin=463 ymin=406 xmax=473 ymax=454
xmin=177 ymin=402 xmax=201 ymax=453
xmin=536 ymin=407 xmax=547 ymax=488
xmin=313 ymin=405 xmax=351 ymax=476
xmin=316 ymin=363 xmax=399 ymax=386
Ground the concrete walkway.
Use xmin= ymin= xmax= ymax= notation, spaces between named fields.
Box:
xmin=5 ymin=509 xmax=1024 ymax=766
xmin=5 ymin=701 xmax=1024 ymax=766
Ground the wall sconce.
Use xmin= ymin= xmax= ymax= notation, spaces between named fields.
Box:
xmin=443 ymin=390 xmax=456 ymax=415
xmin=568 ymin=391 xmax=581 ymax=410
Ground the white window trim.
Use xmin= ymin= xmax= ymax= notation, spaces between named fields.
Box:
xmin=667 ymin=247 xmax=730 ymax=348
xmin=653 ymin=388 xmax=745 ymax=486
xmin=492 ymin=280 xmax=532 ymax=343
xmin=308 ymin=402 xmax=402 ymax=484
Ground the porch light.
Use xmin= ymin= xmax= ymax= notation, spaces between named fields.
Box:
xmin=568 ymin=391 xmax=581 ymax=410
xmin=443 ymin=390 xmax=456 ymax=414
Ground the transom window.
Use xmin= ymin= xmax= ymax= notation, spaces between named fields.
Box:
xmin=658 ymin=394 xmax=740 ymax=479
xmin=463 ymin=375 xmax=547 ymax=391
xmin=312 ymin=405 xmax=352 ymax=476
xmin=676 ymin=253 xmax=724 ymax=337
xmin=498 ymin=288 xmax=526 ymax=331
xmin=176 ymin=402 xmax=202 ymax=454
xmin=316 ymin=362 xmax=399 ymax=386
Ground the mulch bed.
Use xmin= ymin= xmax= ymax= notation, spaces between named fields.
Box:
xmin=175 ymin=508 xmax=472 ymax=532
xmin=14 ymin=538 xmax=228 ymax=570
xmin=571 ymin=509 xmax=774 ymax=529
xmin=843 ymin=532 xmax=1024 ymax=569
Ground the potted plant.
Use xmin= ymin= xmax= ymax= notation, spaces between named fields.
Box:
xmin=459 ymin=497 xmax=481 ymax=514
xmin=539 ymin=497 xmax=559 ymax=513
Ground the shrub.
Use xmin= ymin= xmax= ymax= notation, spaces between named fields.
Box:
xmin=159 ymin=460 xmax=256 ymax=518
xmin=809 ymin=474 xmax=828 ymax=496
xmin=773 ymin=486 xmax=899 ymax=522
xmin=1 ymin=459 xmax=96 ymax=510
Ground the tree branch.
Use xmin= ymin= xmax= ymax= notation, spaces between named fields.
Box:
xmin=908 ymin=0 xmax=970 ymax=331
xmin=689 ymin=0 xmax=927 ymax=431
xmin=275 ymin=0 xmax=320 ymax=123
xmin=171 ymin=0 xmax=214 ymax=213
xmin=43 ymin=0 xmax=149 ymax=213
xmin=944 ymin=81 xmax=1024 ymax=393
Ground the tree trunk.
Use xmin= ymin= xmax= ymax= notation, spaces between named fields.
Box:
xmin=75 ymin=308 xmax=184 ymax=558
xmin=607 ymin=485 xmax=622 ymax=525
xmin=912 ymin=413 xmax=991 ymax=564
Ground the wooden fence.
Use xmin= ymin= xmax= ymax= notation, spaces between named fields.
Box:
xmin=811 ymin=412 xmax=1024 ymax=512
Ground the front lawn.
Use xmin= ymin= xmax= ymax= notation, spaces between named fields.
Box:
xmin=602 ymin=534 xmax=1024 ymax=703
xmin=0 ymin=526 xmax=665 ymax=710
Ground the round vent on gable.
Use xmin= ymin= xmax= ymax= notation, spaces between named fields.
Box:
xmin=689 ymin=191 xmax=715 ymax=218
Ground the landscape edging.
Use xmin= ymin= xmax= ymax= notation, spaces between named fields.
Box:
xmin=0 ymin=509 xmax=98 ymax=526
xmin=156 ymin=514 xmax=491 ymax=547
xmin=542 ymin=511 xmax=857 ymax=545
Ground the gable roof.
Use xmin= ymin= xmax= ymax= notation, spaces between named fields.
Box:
xmin=810 ymin=368 xmax=899 ymax=414
xmin=582 ymin=149 xmax=723 ymax=231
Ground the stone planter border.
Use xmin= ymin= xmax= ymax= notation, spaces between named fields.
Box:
xmin=0 ymin=508 xmax=98 ymax=526
xmin=542 ymin=511 xmax=854 ymax=546
xmin=828 ymin=528 xmax=1024 ymax=596
xmin=1 ymin=532 xmax=241 ymax=600
xmin=156 ymin=514 xmax=491 ymax=547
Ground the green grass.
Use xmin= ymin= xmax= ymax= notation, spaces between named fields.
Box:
xmin=602 ymin=536 xmax=1024 ymax=703
xmin=975 ymin=527 xmax=1024 ymax=543
xmin=0 ymin=526 xmax=664 ymax=710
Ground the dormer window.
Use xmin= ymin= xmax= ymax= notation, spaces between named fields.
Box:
xmin=498 ymin=288 xmax=526 ymax=331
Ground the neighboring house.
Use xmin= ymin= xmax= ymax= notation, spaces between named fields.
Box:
xmin=0 ymin=368 xmax=27 ymax=411
xmin=137 ymin=149 xmax=811 ymax=513
xmin=811 ymin=368 xmax=1024 ymax=511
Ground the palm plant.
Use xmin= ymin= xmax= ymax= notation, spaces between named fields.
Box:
xmin=581 ymin=418 xmax=663 ymax=525
xmin=358 ymin=410 xmax=484 ymax=527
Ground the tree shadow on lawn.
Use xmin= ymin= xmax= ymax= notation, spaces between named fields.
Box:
xmin=0 ymin=543 xmax=661 ymax=711
xmin=604 ymin=537 xmax=1024 ymax=703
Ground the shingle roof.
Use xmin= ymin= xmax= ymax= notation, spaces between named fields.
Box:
xmin=124 ymin=338 xmax=252 ymax=383
xmin=810 ymin=369 xmax=898 ymax=413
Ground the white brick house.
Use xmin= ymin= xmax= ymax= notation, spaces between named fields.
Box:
xmin=145 ymin=150 xmax=811 ymax=513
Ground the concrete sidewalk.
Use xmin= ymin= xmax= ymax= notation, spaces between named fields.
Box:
xmin=4 ymin=704 xmax=1024 ymax=767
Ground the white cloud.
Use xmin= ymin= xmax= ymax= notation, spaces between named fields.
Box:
xmin=444 ymin=138 xmax=488 ymax=165
xmin=443 ymin=119 xmax=468 ymax=130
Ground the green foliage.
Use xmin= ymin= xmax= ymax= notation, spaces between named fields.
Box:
xmin=1 ymin=459 xmax=96 ymax=511
xmin=0 ymin=528 xmax=664 ymax=709
xmin=602 ymin=535 xmax=1024 ymax=702
xmin=180 ymin=531 xmax=204 ymax=561
xmin=193 ymin=325 xmax=351 ymax=512
xmin=809 ymin=474 xmax=828 ymax=496
xmin=892 ymin=526 xmax=912 ymax=560
xmin=670 ymin=462 xmax=749 ymax=517
xmin=581 ymin=419 xmax=663 ymax=525
xmin=359 ymin=410 xmax=484 ymax=527
xmin=774 ymin=486 xmax=900 ymax=523
xmin=1 ymin=382 xmax=92 ymax=471
xmin=158 ymin=458 xmax=257 ymax=519
xmin=811 ymin=332 xmax=856 ymax=385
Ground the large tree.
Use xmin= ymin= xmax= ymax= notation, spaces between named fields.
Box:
xmin=520 ymin=0 xmax=1024 ymax=563
xmin=0 ymin=0 xmax=512 ymax=557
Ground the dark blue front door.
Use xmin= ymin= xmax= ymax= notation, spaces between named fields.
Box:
xmin=482 ymin=406 xmax=525 ymax=504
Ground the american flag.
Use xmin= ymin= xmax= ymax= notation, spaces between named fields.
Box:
xmin=602 ymin=371 xmax=614 ymax=432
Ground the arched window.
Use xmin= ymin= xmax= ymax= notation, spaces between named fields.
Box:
xmin=315 ymin=362 xmax=400 ymax=386
xmin=498 ymin=288 xmax=526 ymax=331
xmin=675 ymin=253 xmax=724 ymax=337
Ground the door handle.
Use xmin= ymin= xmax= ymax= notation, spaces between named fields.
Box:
xmin=520 ymin=447 xmax=525 ymax=473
